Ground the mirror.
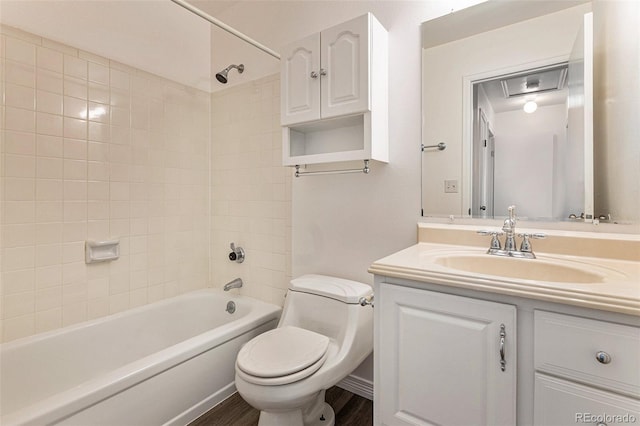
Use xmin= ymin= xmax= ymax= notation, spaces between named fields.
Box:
xmin=421 ymin=0 xmax=639 ymax=225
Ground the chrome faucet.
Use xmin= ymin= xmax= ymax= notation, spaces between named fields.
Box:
xmin=502 ymin=205 xmax=517 ymax=251
xmin=478 ymin=205 xmax=546 ymax=259
xmin=223 ymin=278 xmax=243 ymax=291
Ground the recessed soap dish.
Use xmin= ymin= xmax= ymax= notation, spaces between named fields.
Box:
xmin=85 ymin=239 xmax=120 ymax=264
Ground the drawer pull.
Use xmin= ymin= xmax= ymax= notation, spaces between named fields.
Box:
xmin=595 ymin=351 xmax=612 ymax=364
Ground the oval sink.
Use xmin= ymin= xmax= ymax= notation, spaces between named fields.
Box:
xmin=433 ymin=254 xmax=606 ymax=283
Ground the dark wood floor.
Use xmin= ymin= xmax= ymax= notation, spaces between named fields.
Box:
xmin=189 ymin=386 xmax=373 ymax=426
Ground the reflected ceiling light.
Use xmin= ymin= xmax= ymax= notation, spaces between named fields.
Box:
xmin=523 ymin=100 xmax=538 ymax=113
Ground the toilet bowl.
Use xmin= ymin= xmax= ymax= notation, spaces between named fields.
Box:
xmin=234 ymin=274 xmax=373 ymax=426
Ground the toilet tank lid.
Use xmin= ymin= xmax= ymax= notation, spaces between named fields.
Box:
xmin=289 ymin=274 xmax=372 ymax=304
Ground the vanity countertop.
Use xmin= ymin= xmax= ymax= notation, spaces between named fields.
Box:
xmin=369 ymin=226 xmax=640 ymax=316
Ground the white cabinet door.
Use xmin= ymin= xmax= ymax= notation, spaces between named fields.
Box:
xmin=320 ymin=14 xmax=370 ymax=119
xmin=376 ymin=283 xmax=516 ymax=426
xmin=280 ymin=33 xmax=321 ymax=126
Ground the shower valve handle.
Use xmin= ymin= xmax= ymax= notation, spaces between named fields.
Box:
xmin=229 ymin=243 xmax=245 ymax=263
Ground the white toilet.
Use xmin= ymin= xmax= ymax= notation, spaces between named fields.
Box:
xmin=234 ymin=274 xmax=373 ymax=426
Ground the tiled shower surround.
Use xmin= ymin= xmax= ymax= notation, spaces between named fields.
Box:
xmin=0 ymin=25 xmax=291 ymax=342
xmin=209 ymin=74 xmax=292 ymax=306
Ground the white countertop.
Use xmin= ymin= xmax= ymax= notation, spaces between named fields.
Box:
xmin=369 ymin=242 xmax=640 ymax=316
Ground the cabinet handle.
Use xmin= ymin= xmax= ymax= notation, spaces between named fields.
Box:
xmin=320 ymin=68 xmax=327 ymax=76
xmin=499 ymin=323 xmax=506 ymax=372
xmin=595 ymin=351 xmax=612 ymax=364
xmin=310 ymin=71 xmax=318 ymax=79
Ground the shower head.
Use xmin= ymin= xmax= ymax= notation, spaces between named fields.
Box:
xmin=216 ymin=64 xmax=244 ymax=84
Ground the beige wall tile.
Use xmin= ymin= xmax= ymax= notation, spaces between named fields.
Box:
xmin=5 ymin=83 xmax=35 ymax=109
xmin=88 ymin=62 xmax=109 ymax=85
xmin=4 ymin=131 xmax=36 ymax=155
xmin=37 ymin=135 xmax=63 ymax=157
xmin=37 ymin=46 xmax=63 ymax=73
xmin=37 ymin=90 xmax=63 ymax=115
xmin=2 ymin=28 xmax=212 ymax=343
xmin=5 ymin=107 xmax=35 ymax=133
xmin=64 ymin=55 xmax=87 ymax=80
xmin=5 ymin=37 xmax=36 ymax=65
xmin=5 ymin=61 xmax=35 ymax=87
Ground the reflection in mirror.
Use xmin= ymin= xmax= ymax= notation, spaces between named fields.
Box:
xmin=470 ymin=62 xmax=588 ymax=220
xmin=421 ymin=1 xmax=639 ymax=225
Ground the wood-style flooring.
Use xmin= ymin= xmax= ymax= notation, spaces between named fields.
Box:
xmin=189 ymin=386 xmax=373 ymax=426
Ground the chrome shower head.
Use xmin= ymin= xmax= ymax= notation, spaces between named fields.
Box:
xmin=216 ymin=64 xmax=244 ymax=84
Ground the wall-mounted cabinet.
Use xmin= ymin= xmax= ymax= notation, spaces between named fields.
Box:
xmin=281 ymin=13 xmax=388 ymax=166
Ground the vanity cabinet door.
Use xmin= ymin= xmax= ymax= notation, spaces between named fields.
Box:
xmin=376 ymin=283 xmax=516 ymax=426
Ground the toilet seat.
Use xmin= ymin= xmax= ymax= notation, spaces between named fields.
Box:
xmin=236 ymin=326 xmax=330 ymax=386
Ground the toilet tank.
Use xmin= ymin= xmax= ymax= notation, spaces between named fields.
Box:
xmin=278 ymin=275 xmax=373 ymax=342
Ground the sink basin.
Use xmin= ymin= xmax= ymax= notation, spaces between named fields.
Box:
xmin=433 ymin=254 xmax=606 ymax=283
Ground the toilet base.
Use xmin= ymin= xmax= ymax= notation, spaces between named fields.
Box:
xmin=256 ymin=390 xmax=335 ymax=426
xmin=257 ymin=403 xmax=335 ymax=426
xmin=309 ymin=402 xmax=335 ymax=426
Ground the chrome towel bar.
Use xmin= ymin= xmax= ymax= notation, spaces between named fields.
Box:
xmin=295 ymin=160 xmax=370 ymax=177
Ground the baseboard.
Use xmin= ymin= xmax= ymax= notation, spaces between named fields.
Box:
xmin=165 ymin=382 xmax=237 ymax=426
xmin=337 ymin=374 xmax=373 ymax=401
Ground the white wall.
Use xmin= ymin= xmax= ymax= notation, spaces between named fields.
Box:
xmin=202 ymin=0 xmax=483 ymax=382
xmin=592 ymin=0 xmax=640 ymax=222
xmin=205 ymin=0 xmax=480 ymax=280
xmin=492 ymin=105 xmax=567 ymax=219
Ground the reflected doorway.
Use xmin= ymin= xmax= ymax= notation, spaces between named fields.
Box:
xmin=470 ymin=63 xmax=585 ymax=220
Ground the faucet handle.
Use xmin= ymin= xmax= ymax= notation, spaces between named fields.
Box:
xmin=478 ymin=230 xmax=504 ymax=250
xmin=517 ymin=232 xmax=546 ymax=239
xmin=517 ymin=233 xmax=546 ymax=253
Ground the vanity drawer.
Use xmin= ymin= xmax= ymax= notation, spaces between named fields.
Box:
xmin=534 ymin=310 xmax=640 ymax=397
xmin=534 ymin=373 xmax=640 ymax=426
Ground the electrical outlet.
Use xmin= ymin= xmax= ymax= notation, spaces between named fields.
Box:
xmin=444 ymin=180 xmax=458 ymax=193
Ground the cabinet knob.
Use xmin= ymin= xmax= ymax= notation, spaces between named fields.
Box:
xmin=595 ymin=351 xmax=612 ymax=364
xmin=320 ymin=68 xmax=327 ymax=76
xmin=310 ymin=71 xmax=318 ymax=79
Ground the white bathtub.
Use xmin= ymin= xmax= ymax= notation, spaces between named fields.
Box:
xmin=0 ymin=289 xmax=281 ymax=426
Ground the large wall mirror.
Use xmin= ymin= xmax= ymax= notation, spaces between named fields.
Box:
xmin=421 ymin=0 xmax=640 ymax=225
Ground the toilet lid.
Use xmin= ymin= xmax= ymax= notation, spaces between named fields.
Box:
xmin=237 ymin=326 xmax=330 ymax=378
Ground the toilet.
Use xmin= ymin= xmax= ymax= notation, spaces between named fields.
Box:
xmin=234 ymin=274 xmax=373 ymax=426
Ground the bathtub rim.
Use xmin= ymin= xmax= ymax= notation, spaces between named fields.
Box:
xmin=1 ymin=289 xmax=281 ymax=426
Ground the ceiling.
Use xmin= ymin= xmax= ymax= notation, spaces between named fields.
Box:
xmin=0 ymin=0 xmax=485 ymax=93
xmin=0 ymin=0 xmax=213 ymax=91
xmin=478 ymin=64 xmax=569 ymax=113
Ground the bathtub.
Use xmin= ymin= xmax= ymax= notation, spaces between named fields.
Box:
xmin=0 ymin=289 xmax=281 ymax=426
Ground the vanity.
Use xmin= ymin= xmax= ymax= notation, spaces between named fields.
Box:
xmin=370 ymin=223 xmax=640 ymax=426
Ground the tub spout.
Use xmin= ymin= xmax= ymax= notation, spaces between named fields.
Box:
xmin=224 ymin=278 xmax=243 ymax=291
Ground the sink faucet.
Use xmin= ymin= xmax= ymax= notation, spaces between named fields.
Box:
xmin=223 ymin=278 xmax=243 ymax=291
xmin=478 ymin=205 xmax=546 ymax=259
xmin=502 ymin=205 xmax=517 ymax=251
